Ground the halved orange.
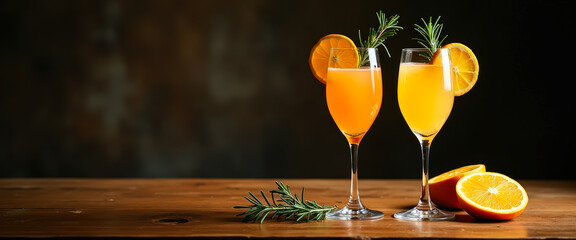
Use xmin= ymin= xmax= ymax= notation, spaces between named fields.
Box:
xmin=442 ymin=43 xmax=479 ymax=96
xmin=429 ymin=164 xmax=486 ymax=209
xmin=456 ymin=172 xmax=528 ymax=220
xmin=309 ymin=34 xmax=358 ymax=84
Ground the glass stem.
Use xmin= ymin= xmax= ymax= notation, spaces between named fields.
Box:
xmin=346 ymin=143 xmax=364 ymax=210
xmin=417 ymin=139 xmax=434 ymax=211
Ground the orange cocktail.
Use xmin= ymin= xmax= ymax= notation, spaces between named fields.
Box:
xmin=308 ymin=12 xmax=402 ymax=220
xmin=398 ymin=63 xmax=453 ymax=138
xmin=326 ymin=67 xmax=382 ymax=144
xmin=393 ymin=48 xmax=455 ymax=221
xmin=323 ymin=47 xmax=384 ymax=220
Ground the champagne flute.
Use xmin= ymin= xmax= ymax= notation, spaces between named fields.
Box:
xmin=326 ymin=48 xmax=384 ymax=220
xmin=394 ymin=48 xmax=455 ymax=221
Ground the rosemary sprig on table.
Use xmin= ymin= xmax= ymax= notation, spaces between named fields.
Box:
xmin=234 ymin=181 xmax=337 ymax=223
xmin=358 ymin=11 xmax=402 ymax=65
xmin=413 ymin=16 xmax=448 ymax=62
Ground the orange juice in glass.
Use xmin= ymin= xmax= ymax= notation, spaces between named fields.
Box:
xmin=327 ymin=67 xmax=382 ymax=144
xmin=325 ymin=48 xmax=384 ymax=220
xmin=398 ymin=62 xmax=453 ymax=138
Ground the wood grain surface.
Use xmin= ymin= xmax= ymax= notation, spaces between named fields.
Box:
xmin=1 ymin=178 xmax=575 ymax=239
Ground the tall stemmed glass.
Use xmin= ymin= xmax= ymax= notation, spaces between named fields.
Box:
xmin=326 ymin=48 xmax=384 ymax=220
xmin=394 ymin=48 xmax=455 ymax=221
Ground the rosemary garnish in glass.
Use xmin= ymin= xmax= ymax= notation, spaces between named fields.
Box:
xmin=358 ymin=11 xmax=402 ymax=66
xmin=234 ymin=181 xmax=337 ymax=223
xmin=413 ymin=16 xmax=448 ymax=62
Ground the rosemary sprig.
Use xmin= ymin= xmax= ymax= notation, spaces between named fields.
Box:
xmin=413 ymin=16 xmax=448 ymax=62
xmin=358 ymin=11 xmax=402 ymax=66
xmin=233 ymin=181 xmax=337 ymax=223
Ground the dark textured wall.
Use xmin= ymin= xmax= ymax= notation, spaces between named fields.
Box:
xmin=1 ymin=0 xmax=574 ymax=179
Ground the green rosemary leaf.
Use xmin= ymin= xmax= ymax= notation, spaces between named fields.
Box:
xmin=239 ymin=207 xmax=259 ymax=217
xmin=314 ymin=213 xmax=322 ymax=221
xmin=270 ymin=191 xmax=277 ymax=207
xmin=248 ymin=192 xmax=262 ymax=205
xmin=259 ymin=211 xmax=270 ymax=224
xmin=296 ymin=212 xmax=307 ymax=221
xmin=412 ymin=16 xmax=448 ymax=61
xmin=358 ymin=11 xmax=402 ymax=64
xmin=260 ymin=190 xmax=271 ymax=206
xmin=253 ymin=209 xmax=267 ymax=223
xmin=243 ymin=196 xmax=259 ymax=206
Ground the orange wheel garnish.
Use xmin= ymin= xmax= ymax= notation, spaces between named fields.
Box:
xmin=456 ymin=172 xmax=528 ymax=220
xmin=429 ymin=164 xmax=486 ymax=209
xmin=441 ymin=43 xmax=479 ymax=96
xmin=309 ymin=34 xmax=358 ymax=84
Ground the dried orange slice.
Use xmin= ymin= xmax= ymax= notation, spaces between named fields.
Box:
xmin=429 ymin=164 xmax=486 ymax=209
xmin=309 ymin=34 xmax=358 ymax=84
xmin=456 ymin=172 xmax=528 ymax=220
xmin=441 ymin=43 xmax=479 ymax=96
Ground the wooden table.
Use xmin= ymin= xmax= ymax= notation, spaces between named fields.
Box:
xmin=1 ymin=179 xmax=575 ymax=239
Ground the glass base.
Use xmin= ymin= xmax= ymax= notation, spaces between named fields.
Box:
xmin=327 ymin=206 xmax=384 ymax=220
xmin=394 ymin=207 xmax=454 ymax=221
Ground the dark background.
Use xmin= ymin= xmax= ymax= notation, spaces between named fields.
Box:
xmin=1 ymin=0 xmax=574 ymax=179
